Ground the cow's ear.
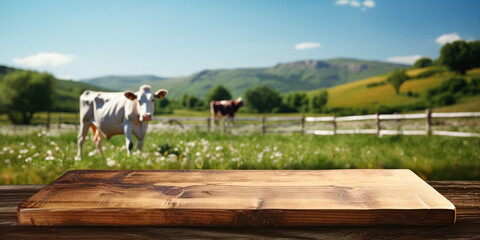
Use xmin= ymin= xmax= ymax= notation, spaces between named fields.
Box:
xmin=154 ymin=89 xmax=168 ymax=99
xmin=124 ymin=91 xmax=137 ymax=101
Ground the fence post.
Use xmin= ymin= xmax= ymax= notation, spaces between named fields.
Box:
xmin=207 ymin=117 xmax=211 ymax=132
xmin=426 ymin=108 xmax=432 ymax=136
xmin=58 ymin=115 xmax=62 ymax=129
xmin=261 ymin=116 xmax=266 ymax=134
xmin=46 ymin=111 xmax=50 ymax=131
xmin=300 ymin=114 xmax=305 ymax=134
xmin=75 ymin=113 xmax=79 ymax=132
xmin=332 ymin=114 xmax=337 ymax=135
xmin=376 ymin=113 xmax=381 ymax=137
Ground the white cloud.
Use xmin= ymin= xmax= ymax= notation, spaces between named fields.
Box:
xmin=335 ymin=0 xmax=349 ymax=5
xmin=335 ymin=0 xmax=375 ymax=9
xmin=387 ymin=55 xmax=423 ymax=65
xmin=57 ymin=75 xmax=73 ymax=80
xmin=364 ymin=0 xmax=375 ymax=8
xmin=350 ymin=0 xmax=361 ymax=7
xmin=436 ymin=33 xmax=462 ymax=45
xmin=295 ymin=42 xmax=321 ymax=50
xmin=13 ymin=52 xmax=76 ymax=67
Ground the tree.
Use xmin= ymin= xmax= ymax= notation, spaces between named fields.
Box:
xmin=244 ymin=85 xmax=282 ymax=113
xmin=309 ymin=90 xmax=328 ymax=113
xmin=284 ymin=92 xmax=308 ymax=112
xmin=206 ymin=85 xmax=232 ymax=103
xmin=413 ymin=58 xmax=433 ymax=69
xmin=0 ymin=71 xmax=54 ymax=124
xmin=387 ymin=69 xmax=408 ymax=95
xmin=439 ymin=40 xmax=473 ymax=75
xmin=470 ymin=40 xmax=480 ymax=68
xmin=180 ymin=94 xmax=203 ymax=109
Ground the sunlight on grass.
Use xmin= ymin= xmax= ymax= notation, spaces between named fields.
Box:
xmin=1 ymin=129 xmax=478 ymax=184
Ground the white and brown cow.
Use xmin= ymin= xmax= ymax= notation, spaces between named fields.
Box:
xmin=77 ymin=85 xmax=168 ymax=158
xmin=210 ymin=97 xmax=244 ymax=127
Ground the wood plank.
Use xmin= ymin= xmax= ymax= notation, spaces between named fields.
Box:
xmin=2 ymin=182 xmax=478 ymax=239
xmin=17 ymin=170 xmax=455 ymax=227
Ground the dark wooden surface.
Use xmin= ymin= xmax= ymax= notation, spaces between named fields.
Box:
xmin=1 ymin=181 xmax=479 ymax=239
xmin=18 ymin=170 xmax=455 ymax=226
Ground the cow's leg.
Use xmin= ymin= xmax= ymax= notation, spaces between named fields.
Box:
xmin=137 ymin=138 xmax=143 ymax=151
xmin=123 ymin=122 xmax=134 ymax=155
xmin=95 ymin=131 xmax=103 ymax=155
xmin=77 ymin=120 xmax=90 ymax=158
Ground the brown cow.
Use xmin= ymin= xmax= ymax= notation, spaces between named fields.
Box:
xmin=210 ymin=97 xmax=244 ymax=127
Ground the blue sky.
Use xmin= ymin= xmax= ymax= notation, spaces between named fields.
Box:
xmin=1 ymin=0 xmax=479 ymax=80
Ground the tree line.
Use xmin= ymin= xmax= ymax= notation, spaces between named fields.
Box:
xmin=174 ymin=85 xmax=329 ymax=114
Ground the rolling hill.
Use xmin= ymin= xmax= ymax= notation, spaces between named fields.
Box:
xmin=82 ymin=75 xmax=168 ymax=91
xmin=309 ymin=66 xmax=480 ymax=112
xmin=80 ymin=58 xmax=409 ymax=99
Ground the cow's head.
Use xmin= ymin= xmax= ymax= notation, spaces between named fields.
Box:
xmin=235 ymin=97 xmax=244 ymax=107
xmin=124 ymin=85 xmax=168 ymax=122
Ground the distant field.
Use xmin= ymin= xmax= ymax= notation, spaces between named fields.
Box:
xmin=0 ymin=129 xmax=478 ymax=184
xmin=310 ymin=67 xmax=480 ymax=112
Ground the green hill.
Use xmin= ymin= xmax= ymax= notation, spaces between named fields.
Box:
xmin=82 ymin=75 xmax=167 ymax=91
xmin=80 ymin=58 xmax=409 ymax=99
xmin=309 ymin=66 xmax=480 ymax=112
xmin=0 ymin=65 xmax=108 ymax=112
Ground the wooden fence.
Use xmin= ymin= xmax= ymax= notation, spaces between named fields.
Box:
xmin=31 ymin=110 xmax=480 ymax=137
xmin=154 ymin=110 xmax=480 ymax=137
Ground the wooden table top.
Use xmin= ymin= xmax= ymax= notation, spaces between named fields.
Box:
xmin=2 ymin=180 xmax=479 ymax=239
xmin=17 ymin=170 xmax=455 ymax=226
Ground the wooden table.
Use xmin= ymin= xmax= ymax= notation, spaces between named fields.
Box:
xmin=1 ymin=181 xmax=479 ymax=239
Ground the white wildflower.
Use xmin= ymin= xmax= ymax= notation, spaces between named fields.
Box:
xmin=215 ymin=146 xmax=223 ymax=151
xmin=74 ymin=156 xmax=82 ymax=161
xmin=30 ymin=145 xmax=36 ymax=149
xmin=335 ymin=147 xmax=340 ymax=152
xmin=5 ymin=159 xmax=11 ymax=164
xmin=45 ymin=156 xmax=55 ymax=161
xmin=47 ymin=150 xmax=53 ymax=156
xmin=88 ymin=150 xmax=97 ymax=157
xmin=33 ymin=153 xmax=40 ymax=158
xmin=106 ymin=158 xmax=116 ymax=167
xmin=55 ymin=146 xmax=60 ymax=151
xmin=196 ymin=152 xmax=201 ymax=157
xmin=9 ymin=149 xmax=14 ymax=154
xmin=25 ymin=157 xmax=32 ymax=163
xmin=20 ymin=149 xmax=28 ymax=154
xmin=18 ymin=155 xmax=23 ymax=159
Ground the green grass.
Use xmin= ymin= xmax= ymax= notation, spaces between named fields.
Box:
xmin=1 ymin=129 xmax=478 ymax=184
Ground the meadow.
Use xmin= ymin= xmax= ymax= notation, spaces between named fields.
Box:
xmin=1 ymin=128 xmax=478 ymax=184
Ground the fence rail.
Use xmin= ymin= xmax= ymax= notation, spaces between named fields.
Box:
xmin=21 ymin=110 xmax=479 ymax=138
xmin=153 ymin=110 xmax=480 ymax=137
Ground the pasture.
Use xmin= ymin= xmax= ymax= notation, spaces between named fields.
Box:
xmin=1 ymin=127 xmax=478 ymax=184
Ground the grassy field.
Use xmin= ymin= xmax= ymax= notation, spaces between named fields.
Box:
xmin=1 ymin=128 xmax=478 ymax=184
xmin=311 ymin=67 xmax=480 ymax=112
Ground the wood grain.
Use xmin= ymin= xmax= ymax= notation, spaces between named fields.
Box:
xmin=2 ymin=182 xmax=478 ymax=239
xmin=17 ymin=170 xmax=455 ymax=226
